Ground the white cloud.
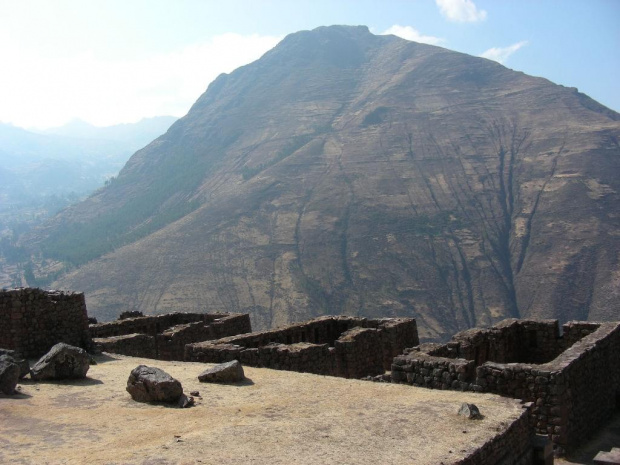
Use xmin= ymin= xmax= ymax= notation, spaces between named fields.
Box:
xmin=0 ymin=33 xmax=281 ymax=129
xmin=382 ymin=25 xmax=444 ymax=45
xmin=436 ymin=0 xmax=487 ymax=23
xmin=481 ymin=41 xmax=528 ymax=64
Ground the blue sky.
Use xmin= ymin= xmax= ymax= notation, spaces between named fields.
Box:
xmin=0 ymin=0 xmax=618 ymax=128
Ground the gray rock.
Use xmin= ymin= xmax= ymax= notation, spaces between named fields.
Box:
xmin=0 ymin=355 xmax=20 ymax=395
xmin=30 ymin=343 xmax=90 ymax=381
xmin=198 ymin=360 xmax=245 ymax=383
xmin=0 ymin=349 xmax=29 ymax=379
xmin=458 ymin=403 xmax=481 ymax=419
xmin=126 ymin=365 xmax=183 ymax=403
xmin=177 ymin=393 xmax=195 ymax=408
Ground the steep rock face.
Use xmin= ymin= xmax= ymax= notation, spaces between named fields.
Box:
xmin=37 ymin=26 xmax=619 ymax=340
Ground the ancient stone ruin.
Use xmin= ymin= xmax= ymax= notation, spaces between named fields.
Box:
xmin=90 ymin=311 xmax=252 ymax=360
xmin=0 ymin=288 xmax=93 ymax=358
xmin=185 ymin=315 xmax=418 ymax=379
xmin=4 ymin=286 xmax=620 ymax=461
xmin=391 ymin=318 xmax=620 ymax=453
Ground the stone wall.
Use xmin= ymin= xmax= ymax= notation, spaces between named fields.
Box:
xmin=433 ymin=319 xmax=565 ymax=365
xmin=392 ymin=318 xmax=620 ymax=452
xmin=90 ymin=312 xmax=241 ymax=338
xmin=185 ymin=316 xmax=418 ymax=378
xmin=93 ymin=334 xmax=157 ymax=358
xmin=93 ymin=312 xmax=251 ymax=361
xmin=0 ymin=288 xmax=92 ymax=358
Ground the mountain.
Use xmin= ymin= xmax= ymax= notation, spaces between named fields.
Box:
xmin=30 ymin=25 xmax=619 ymax=340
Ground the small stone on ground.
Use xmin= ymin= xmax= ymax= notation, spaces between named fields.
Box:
xmin=198 ymin=360 xmax=245 ymax=383
xmin=177 ymin=394 xmax=195 ymax=408
xmin=458 ymin=403 xmax=481 ymax=419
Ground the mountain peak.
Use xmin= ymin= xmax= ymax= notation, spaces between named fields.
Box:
xmin=262 ymin=24 xmax=382 ymax=68
xmin=281 ymin=24 xmax=373 ymax=42
xmin=310 ymin=24 xmax=371 ymax=35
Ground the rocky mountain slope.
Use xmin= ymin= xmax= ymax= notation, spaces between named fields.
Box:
xmin=31 ymin=25 xmax=619 ymax=340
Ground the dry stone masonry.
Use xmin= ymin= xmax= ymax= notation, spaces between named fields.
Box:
xmin=185 ymin=316 xmax=418 ymax=379
xmin=391 ymin=318 xmax=620 ymax=453
xmin=91 ymin=312 xmax=252 ymax=360
xmin=0 ymin=288 xmax=93 ymax=358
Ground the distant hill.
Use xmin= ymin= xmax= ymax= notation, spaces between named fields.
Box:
xmin=27 ymin=25 xmax=620 ymax=340
xmin=0 ymin=117 xmax=177 ymax=288
xmin=0 ymin=116 xmax=177 ymax=200
xmin=41 ymin=116 xmax=179 ymax=146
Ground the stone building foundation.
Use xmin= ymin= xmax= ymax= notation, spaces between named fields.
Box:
xmin=185 ymin=315 xmax=418 ymax=379
xmin=391 ymin=318 xmax=620 ymax=452
xmin=91 ymin=312 xmax=251 ymax=360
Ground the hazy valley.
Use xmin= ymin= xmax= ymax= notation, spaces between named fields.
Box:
xmin=0 ymin=116 xmax=177 ymax=288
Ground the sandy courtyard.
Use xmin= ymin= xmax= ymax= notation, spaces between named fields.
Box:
xmin=0 ymin=353 xmax=527 ymax=465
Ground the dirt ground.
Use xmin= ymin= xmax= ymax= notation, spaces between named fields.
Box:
xmin=0 ymin=353 xmax=527 ymax=465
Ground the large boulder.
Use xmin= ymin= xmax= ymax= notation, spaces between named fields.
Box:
xmin=126 ymin=365 xmax=183 ymax=403
xmin=0 ymin=349 xmax=29 ymax=379
xmin=198 ymin=360 xmax=245 ymax=383
xmin=30 ymin=343 xmax=90 ymax=381
xmin=0 ymin=355 xmax=20 ymax=395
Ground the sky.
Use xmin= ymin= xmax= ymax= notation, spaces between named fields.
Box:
xmin=0 ymin=0 xmax=618 ymax=129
